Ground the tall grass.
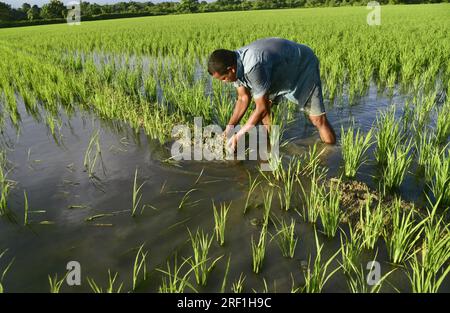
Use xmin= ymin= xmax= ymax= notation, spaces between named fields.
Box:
xmin=383 ymin=198 xmax=426 ymax=264
xmin=251 ymin=224 xmax=268 ymax=274
xmin=213 ymin=201 xmax=231 ymax=246
xmin=132 ymin=244 xmax=148 ymax=291
xmin=187 ymin=228 xmax=222 ymax=286
xmin=339 ymin=226 xmax=363 ymax=275
xmin=301 ymin=229 xmax=340 ymax=293
xmin=358 ymin=194 xmax=384 ymax=249
xmin=272 ymin=218 xmax=298 ymax=258
xmin=382 ymin=141 xmax=413 ymax=191
xmin=435 ymin=99 xmax=450 ymax=144
xmin=319 ymin=178 xmax=342 ymax=237
xmin=278 ymin=157 xmax=297 ymax=211
xmin=427 ymin=148 xmax=450 ymax=205
xmin=299 ymin=171 xmax=326 ymax=223
xmin=340 ymin=125 xmax=373 ymax=178
xmin=374 ymin=107 xmax=402 ymax=166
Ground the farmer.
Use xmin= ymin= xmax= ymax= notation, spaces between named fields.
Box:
xmin=207 ymin=37 xmax=336 ymax=152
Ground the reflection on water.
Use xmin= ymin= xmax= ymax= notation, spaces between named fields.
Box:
xmin=0 ymin=81 xmax=448 ymax=293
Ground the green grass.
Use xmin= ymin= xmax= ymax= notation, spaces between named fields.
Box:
xmin=340 ymin=124 xmax=373 ymax=178
xmin=157 ymin=255 xmax=198 ymax=293
xmin=244 ymin=171 xmax=260 ymax=214
xmin=213 ymin=201 xmax=231 ymax=246
xmin=0 ymin=249 xmax=14 ymax=293
xmin=231 ymin=273 xmax=246 ymax=293
xmin=382 ymin=141 xmax=413 ymax=191
xmin=435 ymin=99 xmax=450 ymax=144
xmin=374 ymin=107 xmax=403 ymax=166
xmin=132 ymin=244 xmax=148 ymax=291
xmin=48 ymin=273 xmax=66 ymax=293
xmin=131 ymin=168 xmax=145 ymax=217
xmin=427 ymin=149 xmax=450 ymax=205
xmin=87 ymin=270 xmax=123 ymax=293
xmin=383 ymin=198 xmax=426 ymax=264
xmin=358 ymin=194 xmax=384 ymax=249
xmin=272 ymin=218 xmax=298 ymax=258
xmin=319 ymin=178 xmax=342 ymax=237
xmin=187 ymin=228 xmax=222 ymax=286
xmin=301 ymin=229 xmax=340 ymax=293
xmin=339 ymin=226 xmax=363 ymax=275
xmin=299 ymin=171 xmax=326 ymax=223
xmin=23 ymin=190 xmax=29 ymax=226
xmin=251 ymin=224 xmax=268 ymax=274
xmin=277 ymin=157 xmax=297 ymax=211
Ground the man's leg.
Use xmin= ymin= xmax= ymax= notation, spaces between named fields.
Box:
xmin=309 ymin=114 xmax=336 ymax=144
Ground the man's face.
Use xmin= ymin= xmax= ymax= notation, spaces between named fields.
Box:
xmin=212 ymin=66 xmax=237 ymax=83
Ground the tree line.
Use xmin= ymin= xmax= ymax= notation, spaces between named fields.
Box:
xmin=0 ymin=0 xmax=447 ymax=25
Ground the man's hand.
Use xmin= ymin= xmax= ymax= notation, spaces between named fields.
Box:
xmin=226 ymin=133 xmax=238 ymax=153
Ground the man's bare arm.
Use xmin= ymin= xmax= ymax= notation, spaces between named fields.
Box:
xmin=226 ymin=86 xmax=252 ymax=132
xmin=236 ymin=94 xmax=271 ymax=138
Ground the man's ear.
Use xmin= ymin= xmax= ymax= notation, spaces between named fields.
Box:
xmin=228 ymin=66 xmax=236 ymax=74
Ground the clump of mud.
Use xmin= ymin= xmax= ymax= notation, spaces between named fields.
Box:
xmin=330 ymin=178 xmax=416 ymax=224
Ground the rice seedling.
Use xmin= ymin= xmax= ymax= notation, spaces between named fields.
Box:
xmin=435 ymin=100 xmax=450 ymax=144
xmin=298 ymin=171 xmax=326 ymax=223
xmin=83 ymin=129 xmax=103 ymax=179
xmin=220 ymin=255 xmax=231 ymax=293
xmin=251 ymin=224 xmax=268 ymax=274
xmin=132 ymin=244 xmax=148 ymax=291
xmin=212 ymin=201 xmax=231 ymax=246
xmin=231 ymin=273 xmax=246 ymax=293
xmin=358 ymin=194 xmax=384 ymax=250
xmin=187 ymin=228 xmax=223 ymax=286
xmin=415 ymin=129 xmax=437 ymax=168
xmin=0 ymin=249 xmax=14 ymax=293
xmin=299 ymin=142 xmax=325 ymax=176
xmin=243 ymin=171 xmax=260 ymax=214
xmin=23 ymin=190 xmax=29 ymax=226
xmin=301 ymin=229 xmax=340 ymax=293
xmin=272 ymin=218 xmax=298 ymax=258
xmin=0 ymin=153 xmax=11 ymax=216
xmin=383 ymin=198 xmax=426 ymax=264
xmin=339 ymin=226 xmax=363 ymax=275
xmin=178 ymin=189 xmax=197 ymax=210
xmin=374 ymin=107 xmax=402 ymax=166
xmin=157 ymin=255 xmax=198 ymax=293
xmin=427 ymin=149 xmax=450 ymax=205
xmin=340 ymin=124 xmax=373 ymax=178
xmin=277 ymin=157 xmax=297 ymax=211
xmin=345 ymin=256 xmax=395 ymax=293
xmin=131 ymin=168 xmax=145 ymax=217
xmin=319 ymin=178 xmax=342 ymax=238
xmin=87 ymin=270 xmax=123 ymax=293
xmin=262 ymin=188 xmax=273 ymax=226
xmin=48 ymin=273 xmax=67 ymax=293
xmin=382 ymin=141 xmax=413 ymax=191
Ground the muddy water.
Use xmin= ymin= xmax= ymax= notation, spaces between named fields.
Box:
xmin=0 ymin=84 xmax=448 ymax=293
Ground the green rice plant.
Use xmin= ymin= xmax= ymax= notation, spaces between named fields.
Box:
xmin=345 ymin=256 xmax=395 ymax=293
xmin=412 ymin=92 xmax=436 ymax=132
xmin=157 ymin=255 xmax=198 ymax=293
xmin=301 ymin=229 xmax=340 ymax=293
xmin=277 ymin=157 xmax=297 ymax=211
xmin=220 ymin=255 xmax=231 ymax=293
xmin=178 ymin=189 xmax=197 ymax=210
xmin=383 ymin=198 xmax=426 ymax=264
xmin=339 ymin=226 xmax=363 ymax=275
xmin=187 ymin=228 xmax=223 ymax=286
xmin=382 ymin=141 xmax=413 ymax=191
xmin=213 ymin=201 xmax=231 ymax=246
xmin=262 ymin=188 xmax=273 ymax=226
xmin=0 ymin=249 xmax=14 ymax=293
xmin=243 ymin=171 xmax=260 ymax=214
xmin=0 ymin=153 xmax=11 ymax=216
xmin=374 ymin=107 xmax=402 ymax=166
xmin=83 ymin=130 xmax=103 ymax=178
xmin=299 ymin=143 xmax=325 ymax=176
xmin=87 ymin=270 xmax=123 ymax=293
xmin=131 ymin=168 xmax=145 ymax=217
xmin=132 ymin=244 xmax=148 ymax=291
xmin=427 ymin=149 xmax=450 ymax=205
xmin=358 ymin=194 xmax=384 ymax=249
xmin=435 ymin=99 xmax=450 ymax=144
xmin=23 ymin=190 xmax=29 ymax=226
xmin=272 ymin=218 xmax=298 ymax=258
xmin=48 ymin=273 xmax=66 ymax=293
xmin=319 ymin=178 xmax=342 ymax=237
xmin=340 ymin=124 xmax=373 ymax=178
xmin=251 ymin=224 xmax=268 ymax=274
xmin=415 ymin=129 xmax=437 ymax=167
xmin=231 ymin=273 xmax=246 ymax=293
xmin=298 ymin=171 xmax=326 ymax=223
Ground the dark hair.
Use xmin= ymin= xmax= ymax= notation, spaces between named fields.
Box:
xmin=207 ymin=49 xmax=237 ymax=75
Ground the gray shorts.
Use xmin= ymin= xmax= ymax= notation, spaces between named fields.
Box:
xmin=301 ymin=81 xmax=326 ymax=116
xmin=270 ymin=81 xmax=326 ymax=117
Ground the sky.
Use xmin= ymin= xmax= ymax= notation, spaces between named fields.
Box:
xmin=5 ymin=0 xmax=200 ymax=9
